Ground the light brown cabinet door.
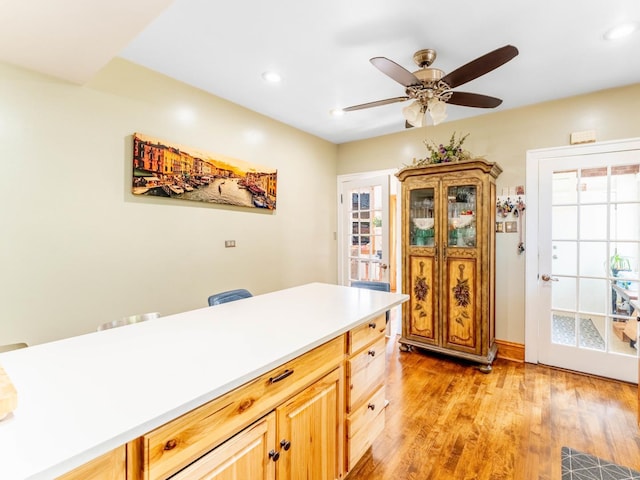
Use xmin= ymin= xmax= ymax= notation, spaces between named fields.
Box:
xmin=276 ymin=367 xmax=344 ymax=480
xmin=170 ymin=413 xmax=276 ymax=480
xmin=407 ymin=254 xmax=438 ymax=344
xmin=441 ymin=178 xmax=484 ymax=356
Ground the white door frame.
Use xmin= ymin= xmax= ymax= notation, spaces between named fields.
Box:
xmin=524 ymin=137 xmax=640 ymax=364
xmin=337 ymin=169 xmax=402 ymax=293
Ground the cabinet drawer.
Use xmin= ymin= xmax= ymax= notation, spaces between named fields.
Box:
xmin=347 ymin=336 xmax=385 ymax=412
xmin=348 ymin=314 xmax=386 ymax=355
xmin=346 ymin=387 xmax=386 ymax=470
xmin=346 ymin=386 xmax=385 ymax=441
xmin=170 ymin=413 xmax=275 ymax=480
xmin=142 ymin=335 xmax=345 ymax=480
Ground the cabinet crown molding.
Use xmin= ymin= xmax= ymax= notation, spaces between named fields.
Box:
xmin=396 ymin=158 xmax=502 ymax=182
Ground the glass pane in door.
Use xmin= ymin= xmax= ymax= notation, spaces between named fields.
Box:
xmin=551 ymin=206 xmax=577 ymax=239
xmin=447 ymin=185 xmax=476 ymax=247
xmin=553 ymin=241 xmax=577 ymax=276
xmin=409 ymin=188 xmax=435 ymax=246
xmin=579 ymin=242 xmax=607 ymax=277
xmin=549 ymin=164 xmax=640 ymax=357
xmin=349 ymin=186 xmax=385 ymax=282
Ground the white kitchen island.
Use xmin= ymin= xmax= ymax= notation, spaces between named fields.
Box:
xmin=0 ymin=282 xmax=408 ymax=480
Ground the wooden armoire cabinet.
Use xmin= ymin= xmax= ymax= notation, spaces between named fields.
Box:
xmin=396 ymin=159 xmax=502 ymax=372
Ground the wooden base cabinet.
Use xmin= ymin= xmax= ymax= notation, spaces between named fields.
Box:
xmin=172 ymin=367 xmax=343 ymax=480
xmin=127 ymin=337 xmax=345 ymax=480
xmin=345 ymin=315 xmax=387 ymax=471
xmin=396 ymin=160 xmax=502 ymax=371
xmin=277 ymin=367 xmax=343 ymax=480
xmin=62 ymin=318 xmax=394 ymax=480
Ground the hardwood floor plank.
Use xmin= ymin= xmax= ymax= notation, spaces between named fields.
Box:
xmin=345 ymin=336 xmax=640 ymax=480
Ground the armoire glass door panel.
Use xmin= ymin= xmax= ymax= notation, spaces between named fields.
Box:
xmin=410 ymin=188 xmax=435 ymax=246
xmin=447 ymin=185 xmax=477 ymax=247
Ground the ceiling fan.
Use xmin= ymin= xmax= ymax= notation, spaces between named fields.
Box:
xmin=343 ymin=45 xmax=519 ymax=128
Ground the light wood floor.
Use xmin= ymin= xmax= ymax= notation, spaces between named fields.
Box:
xmin=346 ymin=335 xmax=640 ymax=480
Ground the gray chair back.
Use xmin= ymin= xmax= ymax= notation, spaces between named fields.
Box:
xmin=208 ymin=289 xmax=253 ymax=306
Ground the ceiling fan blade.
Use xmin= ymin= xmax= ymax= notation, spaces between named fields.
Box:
xmin=343 ymin=96 xmax=410 ymax=112
xmin=370 ymin=57 xmax=421 ymax=87
xmin=447 ymin=91 xmax=503 ymax=108
xmin=441 ymin=45 xmax=519 ymax=89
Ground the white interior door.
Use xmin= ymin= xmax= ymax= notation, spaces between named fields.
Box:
xmin=338 ymin=174 xmax=390 ymax=286
xmin=528 ymin=140 xmax=639 ymax=383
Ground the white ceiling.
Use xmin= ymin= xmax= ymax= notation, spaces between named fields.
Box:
xmin=2 ymin=0 xmax=639 ymax=144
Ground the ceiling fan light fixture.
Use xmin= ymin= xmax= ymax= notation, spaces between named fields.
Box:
xmin=427 ymin=98 xmax=448 ymax=126
xmin=402 ymin=101 xmax=425 ymax=127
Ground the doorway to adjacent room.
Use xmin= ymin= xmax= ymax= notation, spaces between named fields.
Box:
xmin=337 ymin=170 xmax=402 ymax=334
xmin=526 ymin=138 xmax=640 ymax=383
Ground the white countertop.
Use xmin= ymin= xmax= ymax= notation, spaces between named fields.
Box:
xmin=0 ymin=282 xmax=408 ymax=480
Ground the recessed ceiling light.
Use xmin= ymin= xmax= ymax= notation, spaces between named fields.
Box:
xmin=261 ymin=71 xmax=282 ymax=83
xmin=330 ymin=108 xmax=345 ymax=117
xmin=604 ymin=22 xmax=638 ymax=40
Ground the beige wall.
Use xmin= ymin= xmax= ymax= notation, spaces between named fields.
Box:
xmin=337 ymin=83 xmax=640 ymax=343
xmin=2 ymin=54 xmax=637 ymax=348
xmin=0 ymin=58 xmax=338 ymax=346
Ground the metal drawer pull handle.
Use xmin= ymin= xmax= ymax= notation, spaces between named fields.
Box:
xmin=269 ymin=450 xmax=280 ymax=462
xmin=368 ymin=350 xmax=376 ymax=357
xmin=368 ymin=403 xmax=376 ymax=411
xmin=368 ymin=322 xmax=377 ymax=329
xmin=269 ymin=369 xmax=294 ymax=384
xmin=280 ymin=439 xmax=291 ymax=451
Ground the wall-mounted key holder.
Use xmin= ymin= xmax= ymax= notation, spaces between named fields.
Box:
xmin=497 ymin=189 xmax=526 ymax=254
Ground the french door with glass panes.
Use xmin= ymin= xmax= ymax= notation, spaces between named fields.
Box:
xmin=339 ymin=175 xmax=390 ymax=286
xmin=535 ymin=146 xmax=639 ymax=382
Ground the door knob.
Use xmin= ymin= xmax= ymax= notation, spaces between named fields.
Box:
xmin=541 ymin=274 xmax=559 ymax=282
xmin=381 ymin=263 xmax=388 ymax=270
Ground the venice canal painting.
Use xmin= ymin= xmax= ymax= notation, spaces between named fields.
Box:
xmin=132 ymin=133 xmax=277 ymax=210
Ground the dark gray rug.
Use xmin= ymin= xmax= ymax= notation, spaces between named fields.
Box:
xmin=562 ymin=447 xmax=640 ymax=479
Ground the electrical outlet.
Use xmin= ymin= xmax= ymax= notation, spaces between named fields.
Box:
xmin=225 ymin=240 xmax=236 ymax=248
